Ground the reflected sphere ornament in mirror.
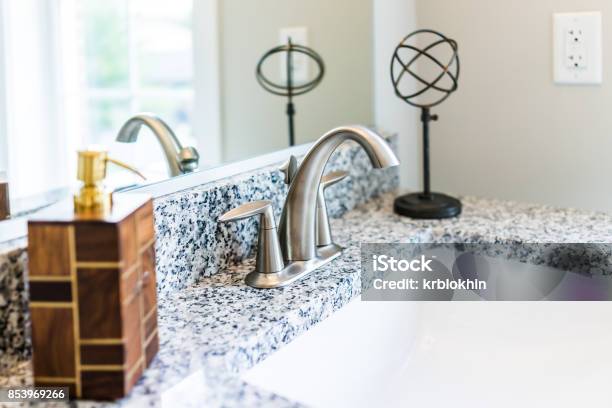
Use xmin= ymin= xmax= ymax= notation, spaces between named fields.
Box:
xmin=256 ymin=40 xmax=325 ymax=147
xmin=390 ymin=29 xmax=459 ymax=108
xmin=390 ymin=29 xmax=462 ymax=220
xmin=256 ymin=43 xmax=325 ymax=97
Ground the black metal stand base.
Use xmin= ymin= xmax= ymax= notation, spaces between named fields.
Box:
xmin=394 ymin=192 xmax=462 ymax=219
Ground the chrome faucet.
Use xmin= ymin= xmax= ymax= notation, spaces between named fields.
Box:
xmin=278 ymin=126 xmax=399 ymax=261
xmin=279 ymin=157 xmax=349 ymax=247
xmin=116 ymin=113 xmax=200 ymax=177
xmin=220 ymin=125 xmax=399 ymax=288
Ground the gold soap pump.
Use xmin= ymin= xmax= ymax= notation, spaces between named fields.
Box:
xmin=74 ymin=149 xmax=146 ymax=213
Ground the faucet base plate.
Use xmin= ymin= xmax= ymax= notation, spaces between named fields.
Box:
xmin=245 ymin=244 xmax=343 ymax=289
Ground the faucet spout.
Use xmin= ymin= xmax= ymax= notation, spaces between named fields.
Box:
xmin=278 ymin=125 xmax=399 ymax=261
xmin=116 ymin=113 xmax=200 ymax=177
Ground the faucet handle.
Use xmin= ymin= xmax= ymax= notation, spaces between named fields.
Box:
xmin=320 ymin=170 xmax=348 ymax=190
xmin=316 ymin=170 xmax=349 ymax=247
xmin=219 ymin=200 xmax=275 ymax=227
xmin=279 ymin=155 xmax=298 ymax=185
xmin=219 ymin=200 xmax=284 ymax=273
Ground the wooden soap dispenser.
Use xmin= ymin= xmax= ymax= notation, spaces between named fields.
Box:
xmin=27 ymin=149 xmax=159 ymax=400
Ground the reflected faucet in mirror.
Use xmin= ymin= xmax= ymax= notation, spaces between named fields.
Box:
xmin=220 ymin=125 xmax=399 ymax=289
xmin=116 ymin=113 xmax=200 ymax=177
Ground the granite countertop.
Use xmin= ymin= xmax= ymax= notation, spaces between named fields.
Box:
xmin=2 ymin=191 xmax=612 ymax=407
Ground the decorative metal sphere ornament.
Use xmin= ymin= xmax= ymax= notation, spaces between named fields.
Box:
xmin=390 ymin=29 xmax=462 ymax=219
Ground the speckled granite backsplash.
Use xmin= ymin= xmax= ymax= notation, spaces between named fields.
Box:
xmin=154 ymin=138 xmax=399 ymax=294
xmin=0 ymin=245 xmax=27 ymax=361
xmin=0 ymin=135 xmax=399 ymax=360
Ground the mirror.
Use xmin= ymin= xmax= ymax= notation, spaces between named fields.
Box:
xmin=0 ymin=0 xmax=374 ymax=221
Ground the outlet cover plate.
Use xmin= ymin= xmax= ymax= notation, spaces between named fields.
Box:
xmin=553 ymin=12 xmax=602 ymax=85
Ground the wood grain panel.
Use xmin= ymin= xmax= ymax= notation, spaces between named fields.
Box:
xmin=81 ymin=371 xmax=125 ymax=401
xmin=140 ymin=246 xmax=157 ymax=314
xmin=31 ymin=307 xmax=75 ymax=377
xmin=80 ymin=344 xmax=124 ymax=365
xmin=28 ymin=225 xmax=71 ymax=277
xmin=144 ymin=332 xmax=159 ymax=367
xmin=29 ymin=281 xmax=73 ymax=302
xmin=120 ymin=264 xmax=140 ymax=304
xmin=144 ymin=308 xmax=157 ymax=340
xmin=118 ymin=215 xmax=138 ymax=268
xmin=77 ymin=268 xmax=121 ymax=339
xmin=126 ymin=363 xmax=143 ymax=391
xmin=75 ymin=223 xmax=119 ymax=262
xmin=121 ymin=291 xmax=142 ymax=372
xmin=135 ymin=201 xmax=154 ymax=247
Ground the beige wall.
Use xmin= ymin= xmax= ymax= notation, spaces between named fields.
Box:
xmin=374 ymin=0 xmax=419 ymax=190
xmin=220 ymin=0 xmax=373 ymax=162
xmin=416 ymin=0 xmax=612 ymax=212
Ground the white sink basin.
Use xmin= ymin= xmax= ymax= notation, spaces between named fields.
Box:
xmin=243 ymin=298 xmax=612 ymax=407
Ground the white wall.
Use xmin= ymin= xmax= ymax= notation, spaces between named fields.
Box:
xmin=416 ymin=0 xmax=612 ymax=213
xmin=373 ymin=0 xmax=419 ymax=190
xmin=219 ymin=0 xmax=374 ymax=162
xmin=0 ymin=0 xmax=8 ymax=175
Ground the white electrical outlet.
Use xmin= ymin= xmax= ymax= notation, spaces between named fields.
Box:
xmin=553 ymin=12 xmax=602 ymax=84
xmin=279 ymin=27 xmax=309 ymax=84
xmin=564 ymin=26 xmax=587 ymax=69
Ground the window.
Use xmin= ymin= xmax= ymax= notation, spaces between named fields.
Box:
xmin=63 ymin=0 xmax=197 ymax=180
xmin=0 ymin=0 xmax=220 ymax=199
